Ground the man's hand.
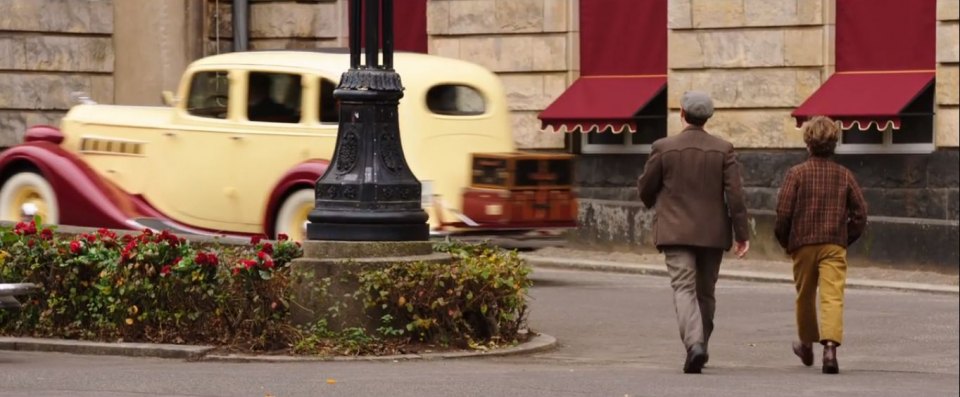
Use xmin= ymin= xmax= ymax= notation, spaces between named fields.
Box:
xmin=734 ymin=240 xmax=750 ymax=258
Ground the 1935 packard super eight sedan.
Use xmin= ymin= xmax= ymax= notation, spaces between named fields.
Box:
xmin=0 ymin=50 xmax=577 ymax=241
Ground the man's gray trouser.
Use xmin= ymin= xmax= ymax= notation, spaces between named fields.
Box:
xmin=663 ymin=246 xmax=723 ymax=351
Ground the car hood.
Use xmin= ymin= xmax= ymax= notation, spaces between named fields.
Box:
xmin=62 ymin=104 xmax=175 ymax=129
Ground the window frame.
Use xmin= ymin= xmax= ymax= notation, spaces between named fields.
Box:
xmin=836 ymin=128 xmax=937 ymax=154
xmin=579 ymin=88 xmax=668 ymax=154
xmin=835 ymin=80 xmax=936 ymax=154
xmin=243 ymin=71 xmax=306 ymax=125
xmin=183 ymin=69 xmax=233 ymax=122
xmin=424 ymin=83 xmax=489 ymax=118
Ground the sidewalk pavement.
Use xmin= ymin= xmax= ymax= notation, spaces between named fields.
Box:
xmin=521 ymin=247 xmax=959 ymax=295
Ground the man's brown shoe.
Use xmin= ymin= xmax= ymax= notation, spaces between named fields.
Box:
xmin=822 ymin=341 xmax=839 ymax=374
xmin=792 ymin=341 xmax=814 ymax=366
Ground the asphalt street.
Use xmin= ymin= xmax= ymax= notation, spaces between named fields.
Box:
xmin=1 ymin=268 xmax=957 ymax=397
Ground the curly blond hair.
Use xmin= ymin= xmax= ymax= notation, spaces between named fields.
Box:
xmin=802 ymin=116 xmax=840 ymax=157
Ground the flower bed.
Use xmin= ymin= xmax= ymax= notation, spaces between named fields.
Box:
xmin=0 ymin=221 xmax=532 ymax=355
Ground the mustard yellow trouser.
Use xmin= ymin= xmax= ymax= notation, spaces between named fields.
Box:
xmin=792 ymin=244 xmax=847 ymax=345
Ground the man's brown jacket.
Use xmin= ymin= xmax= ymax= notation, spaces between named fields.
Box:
xmin=638 ymin=126 xmax=750 ymax=250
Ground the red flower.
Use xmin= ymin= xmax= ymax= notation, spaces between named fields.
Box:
xmin=250 ymin=235 xmax=263 ymax=245
xmin=262 ymin=259 xmax=275 ymax=269
xmin=240 ymin=259 xmax=257 ymax=270
xmin=40 ymin=228 xmax=54 ymax=240
xmin=70 ymin=240 xmax=82 ymax=254
xmin=232 ymin=267 xmax=241 ymax=276
xmin=260 ymin=242 xmax=274 ymax=255
xmin=13 ymin=221 xmax=37 ymax=235
xmin=83 ymin=233 xmax=97 ymax=243
xmin=158 ymin=230 xmax=179 ymax=246
xmin=277 ymin=233 xmax=289 ymax=241
xmin=97 ymin=228 xmax=117 ymax=240
xmin=194 ymin=252 xmax=208 ymax=265
xmin=257 ymin=251 xmax=268 ymax=260
xmin=120 ymin=240 xmax=137 ymax=263
xmin=160 ymin=265 xmax=172 ymax=276
xmin=27 ymin=239 xmax=35 ymax=247
xmin=207 ymin=253 xmax=219 ymax=266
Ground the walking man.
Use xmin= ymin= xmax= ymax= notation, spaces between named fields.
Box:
xmin=775 ymin=116 xmax=868 ymax=374
xmin=638 ymin=91 xmax=750 ymax=374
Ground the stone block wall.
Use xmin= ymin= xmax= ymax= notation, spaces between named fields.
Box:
xmin=668 ymin=0 xmax=824 ymax=148
xmin=204 ymin=0 xmax=346 ymax=54
xmin=427 ymin=0 xmax=572 ymax=149
xmin=938 ymin=0 xmax=959 ymax=147
xmin=0 ymin=0 xmax=115 ymax=147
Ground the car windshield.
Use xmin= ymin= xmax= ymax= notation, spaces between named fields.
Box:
xmin=186 ymin=71 xmax=230 ymax=119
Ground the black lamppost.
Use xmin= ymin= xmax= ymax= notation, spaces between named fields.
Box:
xmin=307 ymin=0 xmax=428 ymax=241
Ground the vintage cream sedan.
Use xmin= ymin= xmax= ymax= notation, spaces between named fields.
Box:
xmin=0 ymin=50 xmax=577 ymax=241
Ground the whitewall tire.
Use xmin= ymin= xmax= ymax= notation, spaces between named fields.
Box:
xmin=273 ymin=189 xmax=314 ymax=242
xmin=0 ymin=171 xmax=60 ymax=224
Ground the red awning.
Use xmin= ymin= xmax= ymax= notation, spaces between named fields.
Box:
xmin=538 ymin=75 xmax=666 ymax=133
xmin=791 ymin=71 xmax=935 ymax=130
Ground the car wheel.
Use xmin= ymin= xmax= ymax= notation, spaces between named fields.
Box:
xmin=274 ymin=189 xmax=313 ymax=242
xmin=0 ymin=171 xmax=60 ymax=224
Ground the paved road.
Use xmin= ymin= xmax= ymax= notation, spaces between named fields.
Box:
xmin=2 ymin=268 xmax=957 ymax=397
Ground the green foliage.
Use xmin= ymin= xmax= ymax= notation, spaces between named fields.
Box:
xmin=359 ymin=240 xmax=532 ymax=348
xmin=0 ymin=222 xmax=302 ymax=350
xmin=1 ymin=223 xmax=533 ymax=355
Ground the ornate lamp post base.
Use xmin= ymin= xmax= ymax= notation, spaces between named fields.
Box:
xmin=306 ymin=68 xmax=429 ymax=241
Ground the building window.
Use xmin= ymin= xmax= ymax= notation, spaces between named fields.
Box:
xmin=186 ymin=71 xmax=229 ymax=119
xmin=538 ymin=0 xmax=668 ymax=154
xmin=581 ymin=89 xmax=668 ymax=153
xmin=836 ymin=81 xmax=935 ymax=154
xmin=246 ymin=72 xmax=302 ymax=124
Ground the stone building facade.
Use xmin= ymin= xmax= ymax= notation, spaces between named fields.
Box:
xmin=0 ymin=0 xmax=115 ymax=147
xmin=0 ymin=0 xmax=956 ymax=266
xmin=569 ymin=0 xmax=959 ymax=268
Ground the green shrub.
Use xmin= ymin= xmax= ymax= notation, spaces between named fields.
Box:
xmin=358 ymin=241 xmax=532 ymax=348
xmin=1 ymin=222 xmax=533 ymax=355
xmin=0 ymin=221 xmax=302 ymax=350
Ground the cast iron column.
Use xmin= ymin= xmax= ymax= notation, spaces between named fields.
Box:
xmin=307 ymin=0 xmax=428 ymax=241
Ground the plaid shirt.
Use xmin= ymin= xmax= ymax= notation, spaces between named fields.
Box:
xmin=775 ymin=157 xmax=868 ymax=253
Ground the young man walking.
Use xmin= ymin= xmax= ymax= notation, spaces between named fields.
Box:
xmin=638 ymin=91 xmax=750 ymax=374
xmin=775 ymin=116 xmax=868 ymax=374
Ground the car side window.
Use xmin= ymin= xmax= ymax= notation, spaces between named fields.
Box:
xmin=319 ymin=78 xmax=339 ymax=123
xmin=247 ymin=72 xmax=302 ymax=123
xmin=426 ymin=84 xmax=486 ymax=116
xmin=186 ymin=71 xmax=230 ymax=119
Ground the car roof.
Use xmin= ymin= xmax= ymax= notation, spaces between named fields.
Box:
xmin=190 ymin=49 xmax=487 ymax=79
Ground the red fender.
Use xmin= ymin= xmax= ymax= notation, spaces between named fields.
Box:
xmin=261 ymin=159 xmax=328 ymax=237
xmin=0 ymin=140 xmax=144 ymax=229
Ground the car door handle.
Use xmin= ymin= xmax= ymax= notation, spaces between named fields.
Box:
xmin=162 ymin=131 xmax=176 ymax=137
xmin=229 ymin=136 xmax=244 ymax=141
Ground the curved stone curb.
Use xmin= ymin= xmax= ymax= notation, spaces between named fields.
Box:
xmin=525 ymin=256 xmax=960 ymax=295
xmin=0 ymin=337 xmax=215 ymax=360
xmin=0 ymin=334 xmax=557 ymax=362
xmin=200 ymin=333 xmax=557 ymax=363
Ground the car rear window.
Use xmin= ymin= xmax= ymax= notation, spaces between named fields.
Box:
xmin=426 ymin=84 xmax=485 ymax=116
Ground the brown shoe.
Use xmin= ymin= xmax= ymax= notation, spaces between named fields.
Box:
xmin=792 ymin=341 xmax=814 ymax=366
xmin=822 ymin=341 xmax=839 ymax=374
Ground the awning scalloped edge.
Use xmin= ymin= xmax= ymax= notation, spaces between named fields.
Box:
xmin=793 ymin=117 xmax=902 ymax=131
xmin=541 ymin=121 xmax=637 ymax=134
